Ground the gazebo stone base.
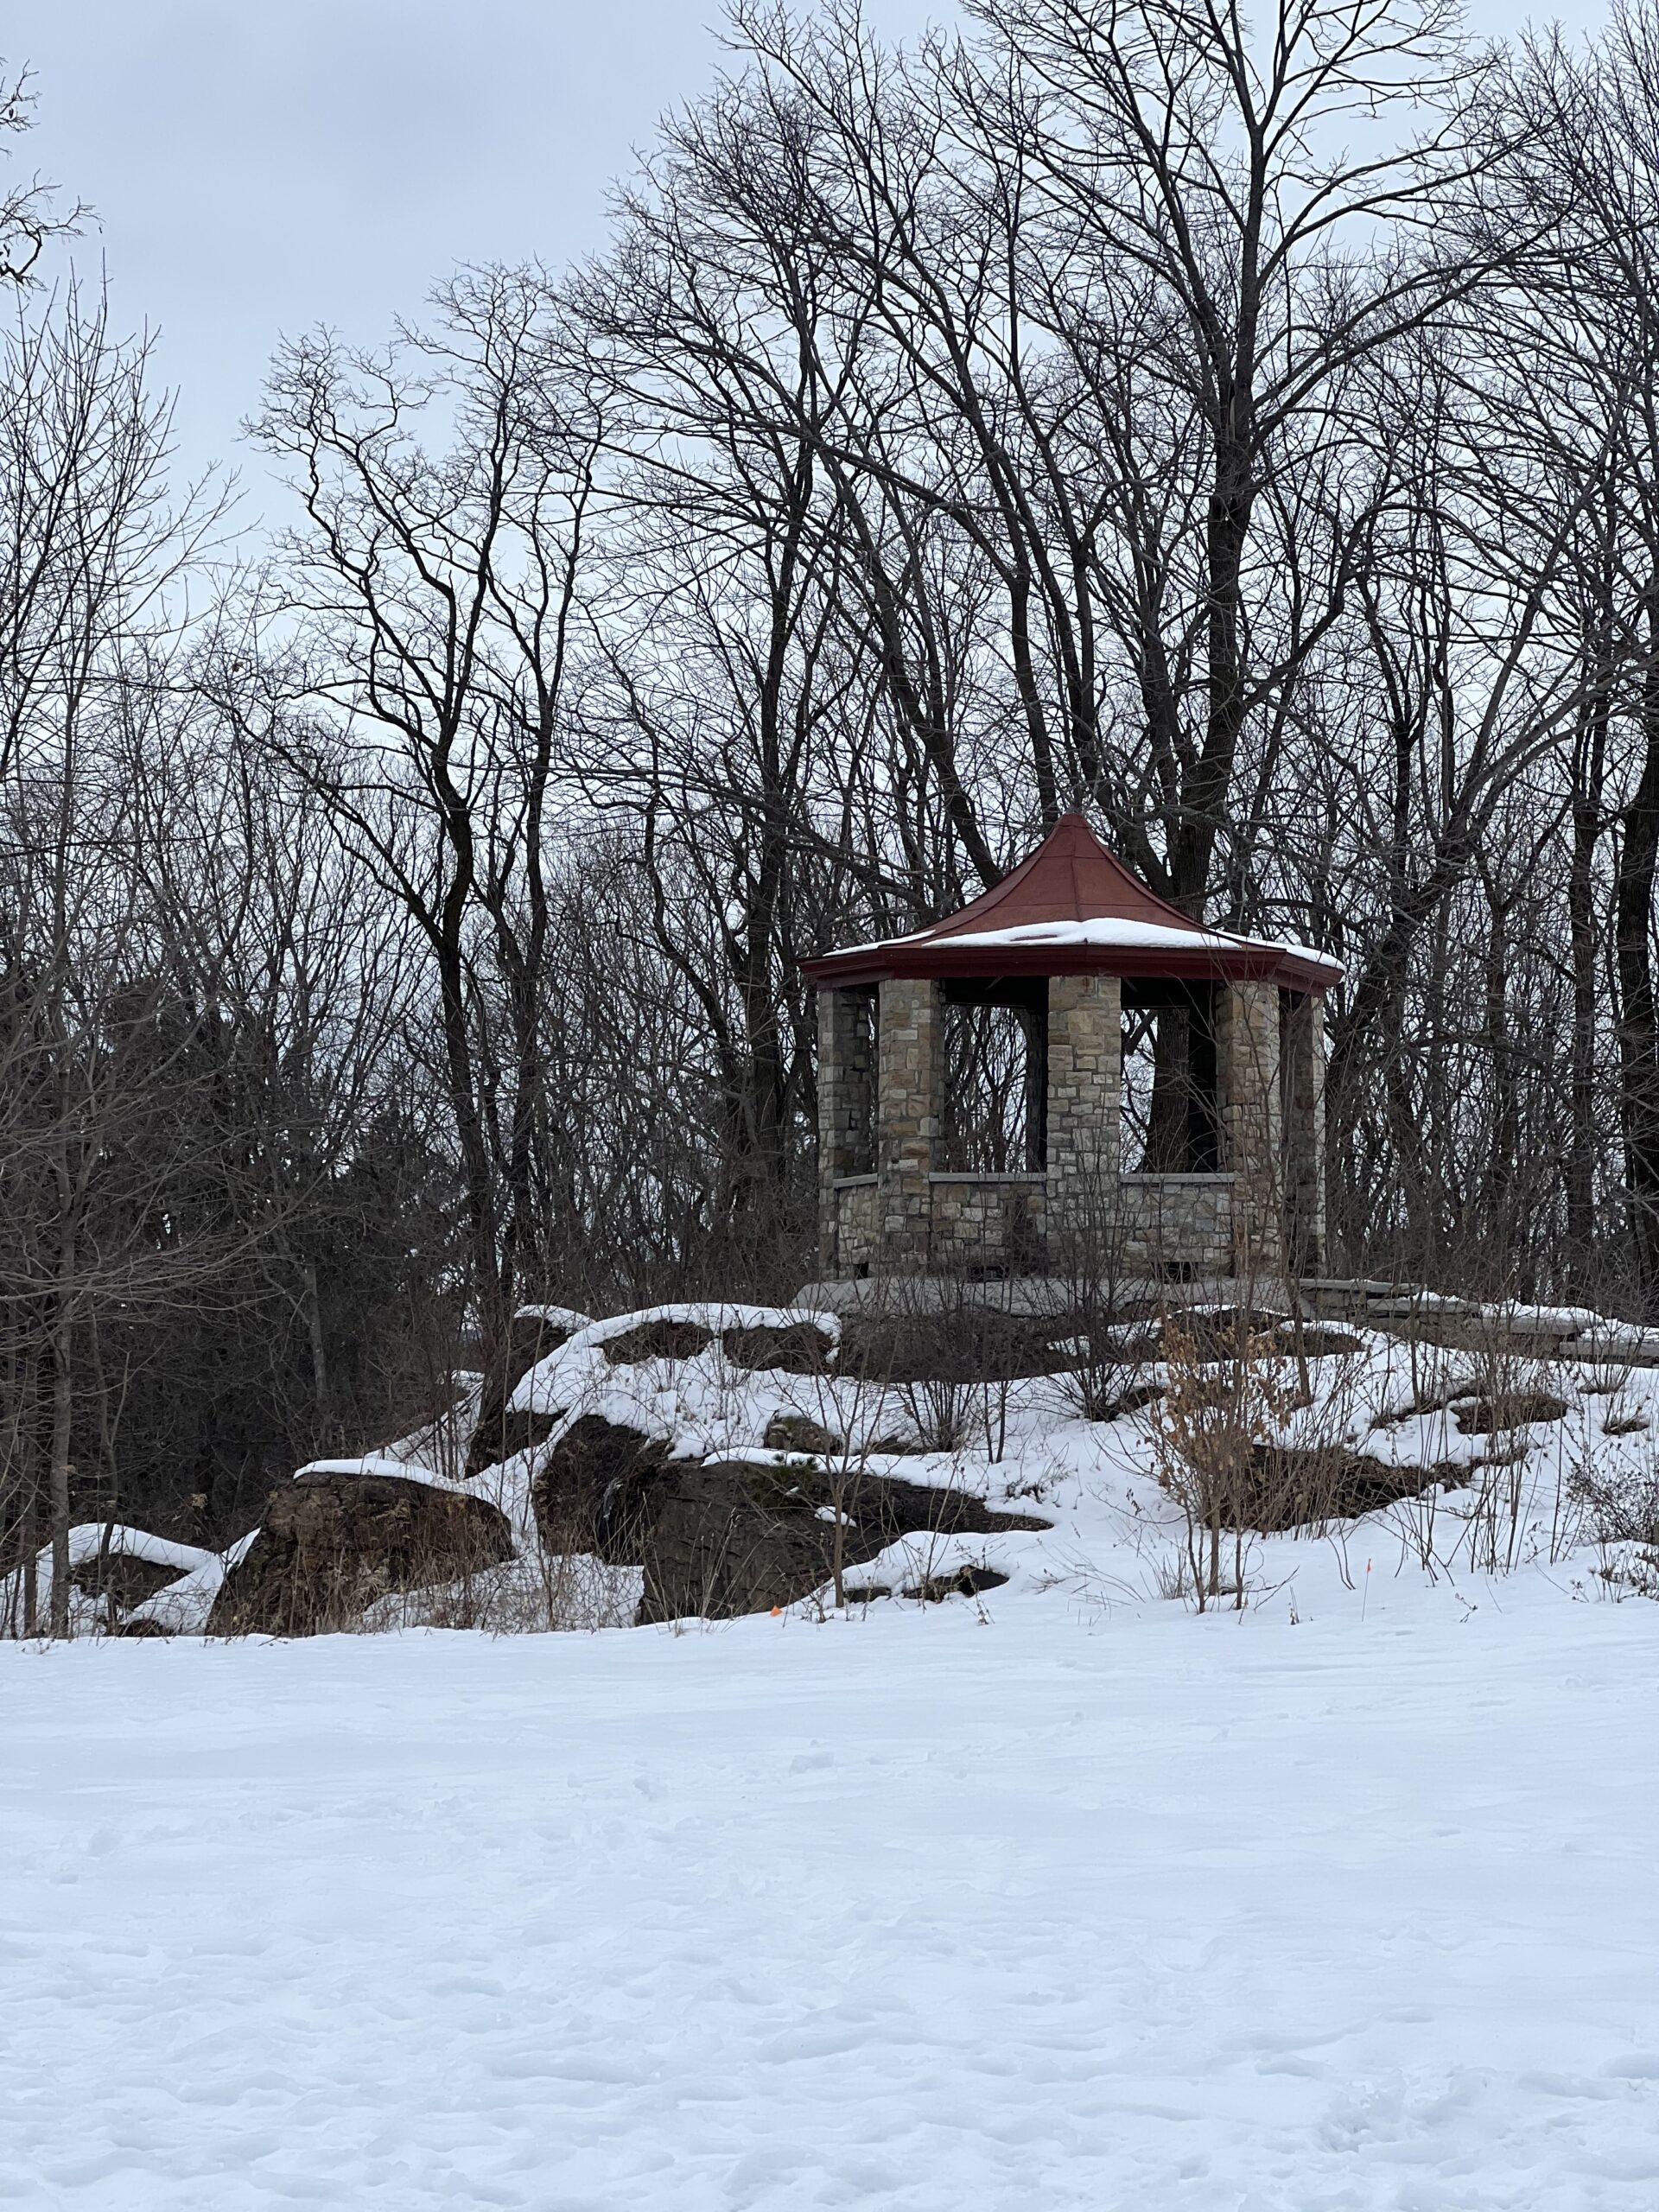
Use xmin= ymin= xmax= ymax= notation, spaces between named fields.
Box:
xmin=1117 ymin=1172 xmax=1238 ymax=1278
xmin=825 ymin=1169 xmax=1283 ymax=1281
xmin=791 ymin=1270 xmax=1294 ymax=1318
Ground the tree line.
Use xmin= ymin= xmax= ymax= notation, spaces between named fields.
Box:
xmin=8 ymin=0 xmax=1659 ymax=1613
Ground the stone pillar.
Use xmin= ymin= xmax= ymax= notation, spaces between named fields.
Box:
xmin=1281 ymin=991 xmax=1326 ymax=1272
xmin=1046 ymin=975 xmax=1122 ymax=1258
xmin=876 ymin=976 xmax=942 ymax=1267
xmin=817 ymin=987 xmax=874 ymax=1275
xmin=1217 ymin=980 xmax=1283 ymax=1274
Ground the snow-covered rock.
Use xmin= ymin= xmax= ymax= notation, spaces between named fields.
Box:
xmin=0 ymin=1522 xmax=215 ymax=1639
xmin=209 ymin=1469 xmax=514 ymax=1637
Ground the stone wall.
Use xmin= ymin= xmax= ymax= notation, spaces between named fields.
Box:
xmin=925 ymin=1173 xmax=1047 ymax=1274
xmin=817 ymin=988 xmax=874 ymax=1261
xmin=830 ymin=1175 xmax=880 ymax=1277
xmin=1281 ymin=991 xmax=1325 ymax=1270
xmin=1046 ymin=974 xmax=1121 ymax=1229
xmin=826 ymin=1167 xmax=1236 ymax=1279
xmin=875 ymin=976 xmax=942 ymax=1264
xmin=1117 ymin=1173 xmax=1236 ymax=1277
xmin=1217 ymin=980 xmax=1283 ymax=1270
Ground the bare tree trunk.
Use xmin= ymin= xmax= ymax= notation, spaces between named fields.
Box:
xmin=1615 ymin=594 xmax=1659 ymax=1300
xmin=48 ymin=1290 xmax=72 ymax=1639
xmin=1567 ymin=660 xmax=1610 ymax=1276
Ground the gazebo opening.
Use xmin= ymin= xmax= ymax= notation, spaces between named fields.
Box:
xmin=803 ymin=813 xmax=1338 ymax=1283
xmin=1121 ymin=982 xmax=1220 ymax=1176
xmin=939 ymin=982 xmax=1047 ymax=1173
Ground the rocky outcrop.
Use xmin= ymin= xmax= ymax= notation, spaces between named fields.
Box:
xmin=761 ymin=1412 xmax=844 ymax=1455
xmin=905 ymin=1564 xmax=1009 ymax=1603
xmin=601 ymin=1319 xmax=716 ymax=1366
xmin=465 ymin=1308 xmax=587 ymax=1478
xmin=67 ymin=1551 xmax=190 ymax=1611
xmin=530 ymin=1409 xmax=1048 ymax=1623
xmin=208 ymin=1471 xmax=514 ymax=1636
xmin=475 ymin=1406 xmax=564 ymax=1469
xmin=827 ymin=1302 xmax=1357 ymax=1387
xmin=632 ymin=1457 xmax=1049 ymax=1624
xmin=531 ymin=1415 xmax=671 ymax=1560
xmin=836 ymin=1306 xmax=1080 ymax=1383
xmin=1243 ymin=1446 xmax=1465 ymax=1530
xmin=724 ymin=1321 xmax=836 ymax=1375
xmin=1452 ymin=1391 xmax=1568 ymax=1436
xmin=593 ymin=1314 xmax=837 ymax=1373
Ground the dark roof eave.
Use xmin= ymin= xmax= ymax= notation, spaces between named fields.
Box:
xmin=798 ymin=943 xmax=1338 ymax=993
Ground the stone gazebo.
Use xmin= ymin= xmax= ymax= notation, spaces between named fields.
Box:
xmin=802 ymin=814 xmax=1340 ymax=1282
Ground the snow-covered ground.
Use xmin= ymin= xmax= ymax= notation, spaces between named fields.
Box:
xmin=7 ymin=1306 xmax=1659 ymax=2202
xmin=5 ymin=1569 xmax=1658 ymax=2209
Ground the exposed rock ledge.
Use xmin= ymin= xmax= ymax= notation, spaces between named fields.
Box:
xmin=209 ymin=1471 xmax=513 ymax=1637
xmin=532 ymin=1414 xmax=1049 ymax=1623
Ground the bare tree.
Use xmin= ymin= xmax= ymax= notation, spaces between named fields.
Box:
xmin=245 ymin=268 xmax=603 ymax=1350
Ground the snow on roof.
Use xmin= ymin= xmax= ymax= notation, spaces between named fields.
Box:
xmin=841 ymin=916 xmax=1246 ymax=957
xmin=800 ymin=815 xmax=1341 ymax=988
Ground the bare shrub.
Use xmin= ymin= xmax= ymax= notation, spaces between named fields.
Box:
xmin=366 ymin=1550 xmax=640 ymax=1633
xmin=897 ymin=1370 xmax=979 ymax=1454
xmin=1147 ymin=1312 xmax=1300 ymax=1610
xmin=841 ymin=1274 xmax=1044 ymax=1454
xmin=1049 ymin=1169 xmax=1150 ymax=1424
xmin=1437 ymin=1344 xmax=1563 ymax=1575
xmin=1572 ymin=1443 xmax=1659 ymax=1599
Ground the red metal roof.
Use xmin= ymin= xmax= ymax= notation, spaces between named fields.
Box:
xmin=800 ymin=814 xmax=1339 ymax=993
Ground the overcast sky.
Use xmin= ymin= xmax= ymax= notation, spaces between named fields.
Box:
xmin=3 ymin=0 xmax=1609 ymax=520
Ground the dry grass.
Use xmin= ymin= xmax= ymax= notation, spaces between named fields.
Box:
xmin=1147 ymin=1312 xmax=1302 ymax=1611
